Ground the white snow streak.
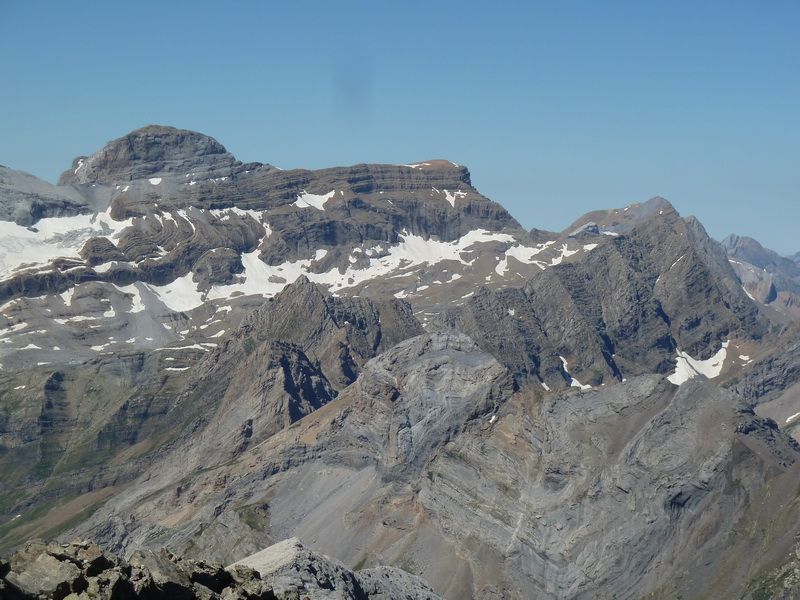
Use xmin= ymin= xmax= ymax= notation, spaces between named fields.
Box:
xmin=559 ymin=356 xmax=592 ymax=390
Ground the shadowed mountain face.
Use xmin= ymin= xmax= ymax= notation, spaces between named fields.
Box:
xmin=1 ymin=126 xmax=800 ymax=600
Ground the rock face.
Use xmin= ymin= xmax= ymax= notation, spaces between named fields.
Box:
xmin=236 ymin=276 xmax=423 ymax=391
xmin=63 ymin=332 xmax=514 ymax=564
xmin=0 ymin=537 xmax=437 ymax=599
xmin=3 ymin=125 xmax=800 ymax=599
xmin=444 ymin=207 xmax=765 ymax=389
xmin=0 ymin=125 xmax=533 ymax=370
xmin=53 ymin=331 xmax=800 ymax=599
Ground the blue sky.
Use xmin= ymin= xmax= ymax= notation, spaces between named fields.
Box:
xmin=1 ymin=1 xmax=798 ymax=253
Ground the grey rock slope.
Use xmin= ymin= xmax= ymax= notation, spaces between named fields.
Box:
xmin=56 ymin=331 xmax=800 ymax=599
xmin=66 ymin=332 xmax=513 ymax=564
xmin=236 ymin=275 xmax=423 ymax=391
xmin=723 ymin=234 xmax=800 ymax=283
xmin=733 ymin=323 xmax=800 ymax=440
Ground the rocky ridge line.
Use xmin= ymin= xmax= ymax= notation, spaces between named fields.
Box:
xmin=0 ymin=537 xmax=441 ymax=600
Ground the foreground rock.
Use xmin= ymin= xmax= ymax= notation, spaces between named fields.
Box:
xmin=0 ymin=537 xmax=440 ymax=599
xmin=230 ymin=537 xmax=441 ymax=600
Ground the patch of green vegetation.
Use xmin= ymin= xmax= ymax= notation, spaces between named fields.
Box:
xmin=745 ymin=546 xmax=800 ymax=600
xmin=0 ymin=497 xmax=61 ymax=552
xmin=396 ymin=553 xmax=418 ymax=576
xmin=0 ymin=491 xmax=115 ymax=555
xmin=242 ymin=336 xmax=257 ymax=356
xmin=0 ymin=486 xmax=30 ymax=516
xmin=49 ymin=441 xmax=114 ymax=480
xmin=237 ymin=502 xmax=270 ymax=532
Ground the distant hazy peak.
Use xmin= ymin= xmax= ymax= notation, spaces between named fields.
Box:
xmin=565 ymin=195 xmax=679 ymax=236
xmin=723 ymin=233 xmax=800 ymax=273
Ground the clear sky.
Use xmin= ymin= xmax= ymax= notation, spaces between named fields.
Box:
xmin=1 ymin=1 xmax=798 ymax=254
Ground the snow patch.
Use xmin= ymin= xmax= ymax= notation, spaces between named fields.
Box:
xmin=667 ymin=341 xmax=729 ymax=385
xmin=441 ymin=189 xmax=467 ymax=208
xmin=113 ymin=283 xmax=147 ymax=313
xmin=559 ymin=356 xmax=592 ymax=390
xmin=293 ymin=190 xmax=336 ymax=211
xmin=549 ymin=243 xmax=580 ymax=266
xmin=149 ymin=177 xmax=162 ymax=185
xmin=495 ymin=241 xmax=555 ymax=275
xmin=150 ymin=273 xmax=205 ymax=313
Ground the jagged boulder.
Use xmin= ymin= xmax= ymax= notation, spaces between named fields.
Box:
xmin=230 ymin=537 xmax=441 ymax=600
xmin=0 ymin=538 xmax=438 ymax=600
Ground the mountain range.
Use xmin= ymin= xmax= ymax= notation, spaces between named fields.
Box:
xmin=2 ymin=126 xmax=800 ymax=599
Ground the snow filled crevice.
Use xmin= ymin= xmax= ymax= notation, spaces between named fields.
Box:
xmin=441 ymin=189 xmax=467 ymax=208
xmin=559 ymin=356 xmax=592 ymax=390
xmin=667 ymin=341 xmax=729 ymax=385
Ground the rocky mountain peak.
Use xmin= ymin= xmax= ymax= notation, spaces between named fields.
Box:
xmin=722 ymin=233 xmax=799 ymax=271
xmin=565 ymin=195 xmax=680 ymax=237
xmin=58 ymin=125 xmax=246 ymax=186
